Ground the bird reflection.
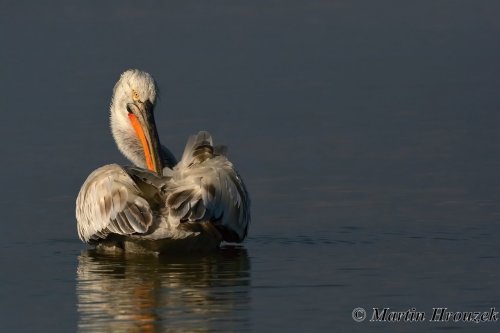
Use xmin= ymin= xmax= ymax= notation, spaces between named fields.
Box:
xmin=76 ymin=247 xmax=251 ymax=333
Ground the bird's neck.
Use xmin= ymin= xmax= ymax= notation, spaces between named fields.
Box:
xmin=110 ymin=103 xmax=178 ymax=170
xmin=110 ymin=111 xmax=149 ymax=169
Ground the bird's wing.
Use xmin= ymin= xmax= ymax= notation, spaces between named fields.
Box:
xmin=166 ymin=131 xmax=250 ymax=242
xmin=76 ymin=164 xmax=162 ymax=243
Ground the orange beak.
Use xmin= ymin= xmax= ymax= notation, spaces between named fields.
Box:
xmin=127 ymin=101 xmax=163 ymax=175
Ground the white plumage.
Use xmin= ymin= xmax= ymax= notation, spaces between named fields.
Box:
xmin=76 ymin=69 xmax=250 ymax=253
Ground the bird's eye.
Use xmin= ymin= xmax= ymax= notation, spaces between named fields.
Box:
xmin=132 ymin=90 xmax=140 ymax=101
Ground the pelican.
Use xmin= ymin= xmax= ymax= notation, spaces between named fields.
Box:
xmin=76 ymin=69 xmax=250 ymax=254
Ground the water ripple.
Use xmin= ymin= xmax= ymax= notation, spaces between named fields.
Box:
xmin=76 ymin=246 xmax=251 ymax=333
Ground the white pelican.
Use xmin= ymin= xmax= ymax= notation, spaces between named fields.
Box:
xmin=76 ymin=69 xmax=250 ymax=253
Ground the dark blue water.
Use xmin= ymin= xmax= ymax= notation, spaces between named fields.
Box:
xmin=1 ymin=1 xmax=500 ymax=332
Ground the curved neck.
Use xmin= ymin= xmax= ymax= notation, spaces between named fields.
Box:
xmin=110 ymin=100 xmax=179 ymax=170
xmin=110 ymin=111 xmax=149 ymax=169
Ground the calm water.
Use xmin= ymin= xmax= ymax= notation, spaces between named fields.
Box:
xmin=1 ymin=1 xmax=500 ymax=332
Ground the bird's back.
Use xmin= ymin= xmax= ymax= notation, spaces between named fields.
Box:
xmin=76 ymin=131 xmax=250 ymax=254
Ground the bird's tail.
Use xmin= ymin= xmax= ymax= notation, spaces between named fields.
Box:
xmin=180 ymin=131 xmax=227 ymax=166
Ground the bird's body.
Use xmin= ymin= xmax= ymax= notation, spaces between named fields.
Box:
xmin=76 ymin=70 xmax=250 ymax=254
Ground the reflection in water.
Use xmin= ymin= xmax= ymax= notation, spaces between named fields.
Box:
xmin=76 ymin=247 xmax=251 ymax=333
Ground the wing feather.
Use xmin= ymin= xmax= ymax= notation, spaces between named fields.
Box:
xmin=166 ymin=132 xmax=250 ymax=242
xmin=76 ymin=164 xmax=155 ymax=242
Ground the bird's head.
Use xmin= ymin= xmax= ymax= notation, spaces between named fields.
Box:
xmin=110 ymin=69 xmax=163 ymax=174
